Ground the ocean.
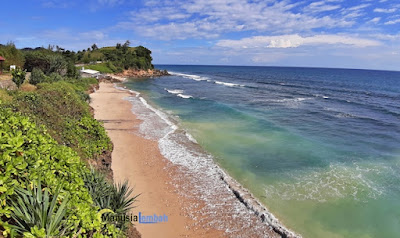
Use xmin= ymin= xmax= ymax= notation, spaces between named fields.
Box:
xmin=123 ymin=65 xmax=400 ymax=238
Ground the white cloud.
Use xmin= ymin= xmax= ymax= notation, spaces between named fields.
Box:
xmin=373 ymin=8 xmax=396 ymax=13
xmin=124 ymin=0 xmax=354 ymax=41
xmin=347 ymin=4 xmax=370 ymax=11
xmin=368 ymin=17 xmax=381 ymax=24
xmin=372 ymin=33 xmax=400 ymax=41
xmin=384 ymin=19 xmax=400 ymax=25
xmin=216 ymin=34 xmax=381 ymax=49
xmin=304 ymin=1 xmax=341 ymax=13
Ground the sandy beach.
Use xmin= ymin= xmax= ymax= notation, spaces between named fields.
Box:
xmin=90 ymin=82 xmax=225 ymax=237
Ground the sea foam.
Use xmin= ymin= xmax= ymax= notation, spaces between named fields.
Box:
xmin=215 ymin=81 xmax=245 ymax=87
xmin=170 ymin=71 xmax=247 ymax=88
xmin=165 ymin=88 xmax=193 ymax=99
xmin=120 ymin=86 xmax=299 ymax=238
xmin=169 ymin=71 xmax=209 ymax=81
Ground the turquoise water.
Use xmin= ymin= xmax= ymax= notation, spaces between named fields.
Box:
xmin=124 ymin=65 xmax=400 ymax=238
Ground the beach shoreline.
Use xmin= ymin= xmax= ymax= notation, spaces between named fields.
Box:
xmin=90 ymin=82 xmax=224 ymax=237
xmin=90 ymin=82 xmax=298 ymax=238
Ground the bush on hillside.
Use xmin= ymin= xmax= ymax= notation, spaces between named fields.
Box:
xmin=30 ymin=68 xmax=48 ymax=85
xmin=9 ymin=81 xmax=111 ymax=160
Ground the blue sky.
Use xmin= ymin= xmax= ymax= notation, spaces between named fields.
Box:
xmin=1 ymin=0 xmax=400 ymax=70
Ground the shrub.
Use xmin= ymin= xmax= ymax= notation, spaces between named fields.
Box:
xmin=8 ymin=181 xmax=72 ymax=237
xmin=83 ymin=168 xmax=139 ymax=230
xmin=30 ymin=68 xmax=48 ymax=85
xmin=10 ymin=81 xmax=111 ymax=160
xmin=106 ymin=61 xmax=118 ymax=72
xmin=82 ymin=168 xmax=113 ymax=210
xmin=66 ymin=61 xmax=79 ymax=79
xmin=64 ymin=115 xmax=111 ymax=159
xmin=11 ymin=68 xmax=26 ymax=88
xmin=48 ymin=72 xmax=63 ymax=82
xmin=110 ymin=181 xmax=138 ymax=215
xmin=0 ymin=108 xmax=102 ymax=236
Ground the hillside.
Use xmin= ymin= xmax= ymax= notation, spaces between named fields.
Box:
xmin=76 ymin=41 xmax=153 ymax=72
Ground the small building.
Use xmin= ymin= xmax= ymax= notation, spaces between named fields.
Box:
xmin=0 ymin=56 xmax=5 ymax=74
xmin=80 ymin=68 xmax=101 ymax=78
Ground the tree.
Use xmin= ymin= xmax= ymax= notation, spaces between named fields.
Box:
xmin=122 ymin=40 xmax=130 ymax=53
xmin=48 ymin=55 xmax=68 ymax=75
xmin=24 ymin=51 xmax=51 ymax=72
xmin=0 ymin=43 xmax=25 ymax=69
xmin=11 ymin=68 xmax=26 ymax=88
xmin=91 ymin=44 xmax=98 ymax=51
xmin=123 ymin=40 xmax=130 ymax=48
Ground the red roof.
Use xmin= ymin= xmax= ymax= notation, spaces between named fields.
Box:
xmin=0 ymin=56 xmax=5 ymax=61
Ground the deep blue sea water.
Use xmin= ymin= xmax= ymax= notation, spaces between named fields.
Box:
xmin=124 ymin=65 xmax=400 ymax=238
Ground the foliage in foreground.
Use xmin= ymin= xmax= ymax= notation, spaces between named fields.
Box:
xmin=0 ymin=106 xmax=125 ymax=237
xmin=8 ymin=181 xmax=71 ymax=237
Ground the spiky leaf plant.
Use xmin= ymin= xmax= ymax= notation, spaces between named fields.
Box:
xmin=8 ymin=180 xmax=72 ymax=237
xmin=82 ymin=168 xmax=139 ymax=230
xmin=110 ymin=181 xmax=139 ymax=215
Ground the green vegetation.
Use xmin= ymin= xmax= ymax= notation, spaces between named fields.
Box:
xmin=83 ymin=169 xmax=139 ymax=230
xmin=82 ymin=63 xmax=115 ymax=73
xmin=0 ymin=107 xmax=104 ymax=236
xmin=0 ymin=80 xmax=137 ymax=237
xmin=11 ymin=68 xmax=26 ymax=88
xmin=0 ymin=43 xmax=25 ymax=71
xmin=76 ymin=41 xmax=154 ymax=72
xmin=0 ymin=40 xmax=147 ymax=237
xmin=29 ymin=68 xmax=48 ymax=85
xmin=9 ymin=181 xmax=71 ymax=237
xmin=10 ymin=80 xmax=111 ymax=161
xmin=1 ymin=41 xmax=154 ymax=78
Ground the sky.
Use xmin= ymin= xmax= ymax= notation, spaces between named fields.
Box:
xmin=1 ymin=0 xmax=400 ymax=70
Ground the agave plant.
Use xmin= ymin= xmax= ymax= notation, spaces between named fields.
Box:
xmin=82 ymin=167 xmax=113 ymax=209
xmin=82 ymin=168 xmax=139 ymax=230
xmin=82 ymin=167 xmax=139 ymax=214
xmin=9 ymin=180 xmax=72 ymax=237
xmin=110 ymin=181 xmax=139 ymax=215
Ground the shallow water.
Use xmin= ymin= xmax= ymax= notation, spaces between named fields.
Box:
xmin=124 ymin=65 xmax=400 ymax=238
